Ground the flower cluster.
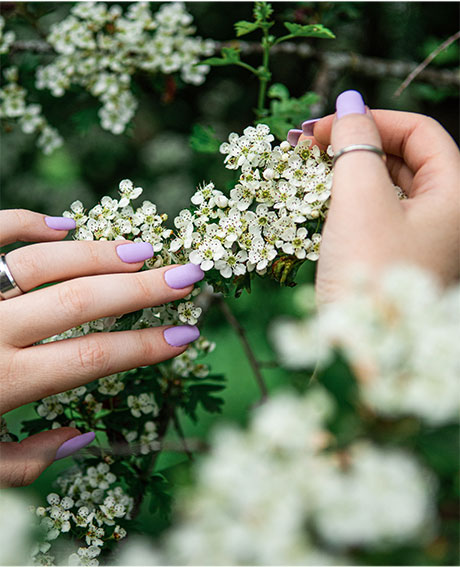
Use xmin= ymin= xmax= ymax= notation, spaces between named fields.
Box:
xmin=272 ymin=265 xmax=460 ymax=425
xmin=32 ymin=463 xmax=133 ymax=566
xmin=0 ymin=64 xmax=63 ymax=154
xmin=114 ymin=388 xmax=434 ymax=565
xmin=36 ymin=2 xmax=214 ymax=134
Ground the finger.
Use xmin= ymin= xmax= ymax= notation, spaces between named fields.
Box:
xmin=314 ymin=109 xmax=460 ymax=198
xmin=5 ymin=240 xmax=154 ymax=292
xmin=328 ymin=90 xmax=402 ymax=217
xmin=1 ymin=263 xmax=204 ymax=347
xmin=0 ymin=209 xmax=76 ymax=247
xmin=4 ymin=326 xmax=199 ymax=411
xmin=0 ymin=428 xmax=88 ymax=487
xmin=286 ymin=129 xmax=329 ymax=152
xmin=386 ymin=154 xmax=414 ymax=195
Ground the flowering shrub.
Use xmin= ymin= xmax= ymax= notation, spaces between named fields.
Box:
xmin=1 ymin=3 xmax=458 ymax=566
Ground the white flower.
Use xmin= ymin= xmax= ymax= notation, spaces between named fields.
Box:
xmin=214 ymin=249 xmax=248 ymax=278
xmin=98 ymin=375 xmax=125 ymax=396
xmin=177 ymin=301 xmax=202 ymax=325
xmin=127 ymin=393 xmax=158 ymax=418
xmin=189 ymin=239 xmax=225 ymax=271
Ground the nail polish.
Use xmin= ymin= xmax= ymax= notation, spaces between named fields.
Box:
xmin=287 ymin=129 xmax=302 ymax=146
xmin=116 ymin=242 xmax=154 ymax=263
xmin=336 ymin=90 xmax=366 ymax=119
xmin=164 ymin=263 xmax=204 ymax=289
xmin=54 ymin=432 xmax=96 ymax=461
xmin=44 ymin=216 xmax=76 ymax=231
xmin=301 ymin=118 xmax=320 ymax=136
xmin=164 ymin=325 xmax=200 ymax=347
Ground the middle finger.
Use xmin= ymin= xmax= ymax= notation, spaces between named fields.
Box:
xmin=0 ymin=264 xmax=204 ymax=347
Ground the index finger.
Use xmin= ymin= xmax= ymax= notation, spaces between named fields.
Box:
xmin=0 ymin=209 xmax=75 ymax=247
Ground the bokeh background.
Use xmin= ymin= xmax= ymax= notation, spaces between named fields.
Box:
xmin=1 ymin=1 xmax=459 ymax=557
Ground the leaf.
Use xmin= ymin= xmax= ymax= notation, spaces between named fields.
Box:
xmin=201 ymin=47 xmax=241 ymax=67
xmin=268 ymin=83 xmax=290 ymax=101
xmin=189 ymin=124 xmax=221 ymax=154
xmin=111 ymin=309 xmax=144 ymax=332
xmin=21 ymin=418 xmax=47 ymax=436
xmin=148 ymin=474 xmax=172 ymax=518
xmin=183 ymin=384 xmax=225 ymax=421
xmin=254 ymin=2 xmax=273 ymax=22
xmin=234 ymin=20 xmax=260 ymax=37
xmin=284 ymin=22 xmax=335 ymax=39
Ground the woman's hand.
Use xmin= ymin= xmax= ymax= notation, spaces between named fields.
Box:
xmin=0 ymin=209 xmax=204 ymax=486
xmin=291 ymin=90 xmax=460 ymax=303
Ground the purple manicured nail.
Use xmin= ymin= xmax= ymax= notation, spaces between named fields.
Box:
xmin=116 ymin=242 xmax=154 ymax=263
xmin=164 ymin=325 xmax=200 ymax=347
xmin=302 ymin=118 xmax=321 ymax=136
xmin=54 ymin=432 xmax=95 ymax=461
xmin=164 ymin=263 xmax=204 ymax=289
xmin=44 ymin=216 xmax=76 ymax=231
xmin=336 ymin=90 xmax=365 ymax=119
xmin=287 ymin=129 xmax=302 ymax=146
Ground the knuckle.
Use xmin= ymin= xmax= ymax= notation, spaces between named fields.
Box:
xmin=7 ymin=246 xmax=44 ymax=289
xmin=12 ymin=208 xmax=35 ymax=233
xmin=131 ymin=272 xmax=153 ymax=302
xmin=56 ymin=280 xmax=92 ymax=318
xmin=137 ymin=331 xmax=157 ymax=362
xmin=76 ymin=338 xmax=110 ymax=375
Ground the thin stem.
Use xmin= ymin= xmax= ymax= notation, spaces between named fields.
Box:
xmin=257 ymin=28 xmax=272 ymax=117
xmin=234 ymin=60 xmax=260 ymax=76
xmin=394 ymin=30 xmax=460 ymax=97
xmin=172 ymin=412 xmax=194 ymax=462
xmin=272 ymin=33 xmax=295 ymax=46
xmin=217 ymin=296 xmax=268 ymax=402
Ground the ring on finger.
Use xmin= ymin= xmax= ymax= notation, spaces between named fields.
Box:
xmin=332 ymin=144 xmax=386 ymax=167
xmin=0 ymin=253 xmax=23 ymax=300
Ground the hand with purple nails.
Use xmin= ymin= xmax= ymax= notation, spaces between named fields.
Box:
xmin=289 ymin=89 xmax=460 ymax=303
xmin=0 ymin=209 xmax=204 ymax=487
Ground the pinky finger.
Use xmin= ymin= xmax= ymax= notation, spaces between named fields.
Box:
xmin=0 ymin=428 xmax=91 ymax=487
xmin=0 ymin=209 xmax=75 ymax=247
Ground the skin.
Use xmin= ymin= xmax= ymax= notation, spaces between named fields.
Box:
xmin=298 ymin=109 xmax=460 ymax=303
xmin=0 ymin=210 xmax=196 ymax=487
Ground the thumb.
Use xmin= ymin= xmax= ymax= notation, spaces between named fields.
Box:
xmin=0 ymin=429 xmax=95 ymax=487
xmin=329 ymin=90 xmax=402 ymax=218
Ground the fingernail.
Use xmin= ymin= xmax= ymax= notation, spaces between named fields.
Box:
xmin=336 ymin=90 xmax=366 ymax=119
xmin=116 ymin=242 xmax=154 ymax=263
xmin=54 ymin=432 xmax=95 ymax=461
xmin=301 ymin=118 xmax=321 ymax=136
xmin=164 ymin=325 xmax=200 ymax=347
xmin=287 ymin=129 xmax=302 ymax=146
xmin=164 ymin=263 xmax=204 ymax=289
xmin=44 ymin=216 xmax=76 ymax=231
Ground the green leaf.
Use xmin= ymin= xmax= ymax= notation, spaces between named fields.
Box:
xmin=111 ymin=309 xmax=144 ymax=332
xmin=183 ymin=384 xmax=225 ymax=421
xmin=268 ymin=83 xmax=290 ymax=101
xmin=234 ymin=20 xmax=260 ymax=37
xmin=254 ymin=2 xmax=273 ymax=22
xmin=284 ymin=22 xmax=335 ymax=39
xmin=189 ymin=124 xmax=221 ymax=154
xmin=201 ymin=47 xmax=241 ymax=67
xmin=148 ymin=474 xmax=172 ymax=518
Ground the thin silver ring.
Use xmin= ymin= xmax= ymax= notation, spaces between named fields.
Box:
xmin=332 ymin=144 xmax=386 ymax=167
xmin=0 ymin=253 xmax=23 ymax=300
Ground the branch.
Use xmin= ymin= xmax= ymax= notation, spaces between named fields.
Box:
xmin=394 ymin=31 xmax=460 ymax=97
xmin=217 ymin=296 xmax=268 ymax=402
xmin=172 ymin=411 xmax=195 ymax=461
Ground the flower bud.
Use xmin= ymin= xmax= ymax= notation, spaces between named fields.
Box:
xmin=263 ymin=168 xmax=275 ymax=180
xmin=280 ymin=141 xmax=291 ymax=152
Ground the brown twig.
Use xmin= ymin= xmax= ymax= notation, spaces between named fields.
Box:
xmin=394 ymin=31 xmax=460 ymax=98
xmin=217 ymin=296 xmax=268 ymax=402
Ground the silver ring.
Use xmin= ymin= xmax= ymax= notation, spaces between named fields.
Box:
xmin=0 ymin=253 xmax=23 ymax=300
xmin=332 ymin=144 xmax=386 ymax=167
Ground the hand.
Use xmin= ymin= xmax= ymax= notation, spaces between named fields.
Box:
xmin=0 ymin=209 xmax=204 ymax=486
xmin=292 ymin=90 xmax=460 ymax=303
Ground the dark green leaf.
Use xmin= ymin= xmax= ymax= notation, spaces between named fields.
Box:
xmin=268 ymin=83 xmax=290 ymax=101
xmin=148 ymin=474 xmax=172 ymax=518
xmin=189 ymin=124 xmax=221 ymax=154
xmin=183 ymin=384 xmax=225 ymax=421
xmin=284 ymin=22 xmax=335 ymax=39
xmin=201 ymin=47 xmax=241 ymax=67
xmin=234 ymin=20 xmax=260 ymax=37
xmin=111 ymin=309 xmax=144 ymax=332
xmin=221 ymin=47 xmax=241 ymax=62
xmin=200 ymin=57 xmax=235 ymax=67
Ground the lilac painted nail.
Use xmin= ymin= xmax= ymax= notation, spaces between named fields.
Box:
xmin=164 ymin=263 xmax=205 ymax=289
xmin=54 ymin=432 xmax=95 ymax=461
xmin=302 ymin=118 xmax=321 ymax=136
xmin=116 ymin=242 xmax=154 ymax=263
xmin=287 ymin=129 xmax=302 ymax=147
xmin=164 ymin=325 xmax=200 ymax=347
xmin=336 ymin=90 xmax=366 ymax=119
xmin=44 ymin=216 xmax=76 ymax=231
